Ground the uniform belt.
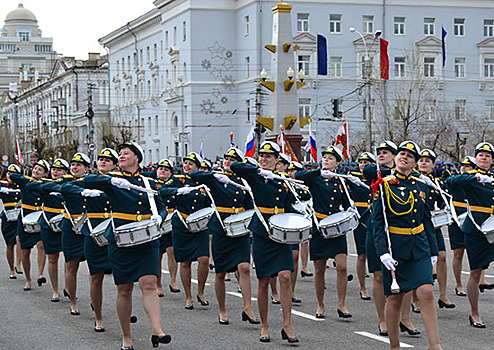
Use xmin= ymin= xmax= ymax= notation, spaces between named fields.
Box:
xmin=178 ymin=211 xmax=189 ymax=219
xmin=216 ymin=206 xmax=245 ymax=214
xmin=257 ymin=207 xmax=285 ymax=215
xmin=452 ymin=201 xmax=467 ymax=209
xmin=388 ymin=223 xmax=424 ymax=235
xmin=22 ymin=204 xmax=41 ymax=211
xmin=355 ymin=202 xmax=368 ymax=208
xmin=3 ymin=202 xmax=17 ymax=208
xmin=64 ymin=212 xmax=85 ymax=220
xmin=469 ymin=205 xmax=493 ymax=214
xmin=315 ymin=212 xmax=331 ymax=219
xmin=87 ymin=212 xmax=112 ymax=219
xmin=112 ymin=212 xmax=151 ymax=221
xmin=43 ymin=206 xmax=64 ymax=214
xmin=166 ymin=208 xmax=174 ymax=213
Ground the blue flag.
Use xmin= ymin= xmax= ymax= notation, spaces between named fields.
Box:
xmin=317 ymin=34 xmax=328 ymax=75
xmin=442 ymin=27 xmax=447 ymax=67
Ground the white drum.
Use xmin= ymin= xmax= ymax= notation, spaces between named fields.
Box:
xmin=319 ymin=209 xmax=359 ymax=239
xmin=160 ymin=212 xmax=174 ymax=235
xmin=48 ymin=213 xmax=64 ymax=233
xmin=223 ymin=209 xmax=254 ymax=238
xmin=185 ymin=207 xmax=214 ymax=233
xmin=114 ymin=219 xmax=160 ymax=247
xmin=480 ymin=216 xmax=494 ymax=244
xmin=268 ymin=213 xmax=312 ymax=244
xmin=4 ymin=208 xmax=20 ymax=222
xmin=457 ymin=212 xmax=467 ymax=227
xmin=90 ymin=218 xmax=111 ymax=247
xmin=22 ymin=211 xmax=42 ymax=233
xmin=71 ymin=216 xmax=87 ymax=235
xmin=431 ymin=209 xmax=453 ymax=229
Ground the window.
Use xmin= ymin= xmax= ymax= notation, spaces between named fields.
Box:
xmin=122 ymin=58 xmax=125 ymax=72
xmin=183 ymin=21 xmax=186 ymax=41
xmin=484 ymin=19 xmax=494 ymax=37
xmin=165 ymin=31 xmax=169 ymax=49
xmin=485 ymin=58 xmax=494 ymax=78
xmin=455 ymin=58 xmax=466 ymax=78
xmin=329 ymin=14 xmax=342 ymax=34
xmin=299 ymin=98 xmax=311 ymax=118
xmin=18 ymin=31 xmax=30 ymax=41
xmin=245 ymin=56 xmax=250 ymax=78
xmin=455 ymin=99 xmax=466 ymax=120
xmin=362 ymin=15 xmax=374 ymax=34
xmin=454 ymin=18 xmax=465 ymax=36
xmin=298 ymin=55 xmax=310 ymax=75
xmin=486 ymin=100 xmax=494 ymax=120
xmin=153 ymin=44 xmax=157 ymax=60
xmin=146 ymin=46 xmax=150 ymax=63
xmin=127 ymin=55 xmax=131 ymax=71
xmin=424 ymin=17 xmax=435 ymax=36
xmin=394 ymin=57 xmax=406 ymax=77
xmin=244 ymin=15 xmax=250 ymax=36
xmin=173 ymin=26 xmax=177 ymax=46
xmin=160 ymin=40 xmax=163 ymax=59
xmin=424 ymin=100 xmax=436 ymax=121
xmin=148 ymin=116 xmax=152 ymax=136
xmin=246 ymin=100 xmax=250 ymax=122
xmin=133 ymin=52 xmax=137 ymax=67
xmin=330 ymin=57 xmax=342 ymax=77
xmin=139 ymin=49 xmax=143 ymax=65
xmin=297 ymin=13 xmax=309 ymax=32
xmin=424 ymin=57 xmax=435 ymax=78
xmin=0 ymin=44 xmax=15 ymax=52
xmin=394 ymin=17 xmax=405 ymax=35
xmin=34 ymin=45 xmax=51 ymax=52
xmin=116 ymin=60 xmax=120 ymax=74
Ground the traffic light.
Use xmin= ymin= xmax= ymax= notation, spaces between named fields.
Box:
xmin=332 ymin=99 xmax=341 ymax=119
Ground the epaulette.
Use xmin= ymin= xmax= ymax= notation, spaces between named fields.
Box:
xmin=62 ymin=175 xmax=74 ymax=179
xmin=165 ymin=179 xmax=174 ymax=185
xmin=382 ymin=175 xmax=396 ymax=182
xmin=108 ymin=171 xmax=122 ymax=176
xmin=174 ymin=175 xmax=186 ymax=178
xmin=466 ymin=170 xmax=478 ymax=174
xmin=351 ymin=171 xmax=363 ymax=176
xmin=411 ymin=176 xmax=426 ymax=184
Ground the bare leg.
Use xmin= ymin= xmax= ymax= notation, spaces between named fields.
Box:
xmin=116 ymin=282 xmax=134 ymax=348
xmin=196 ymin=256 xmax=209 ymax=299
xmin=479 ymin=270 xmax=488 ymax=285
xmin=467 ymin=269 xmax=483 ymax=323
xmin=335 ymin=253 xmax=349 ymax=313
xmin=15 ymin=236 xmax=22 ymax=272
xmin=215 ymin=272 xmax=227 ymax=320
xmin=180 ymin=261 xmax=192 ymax=306
xmin=373 ymin=271 xmax=387 ymax=332
xmin=357 ymin=253 xmax=369 ymax=297
xmin=65 ymin=259 xmax=81 ymax=311
xmin=400 ymin=292 xmax=416 ymax=330
xmin=36 ymin=241 xmax=46 ymax=279
xmin=269 ymin=276 xmax=279 ymax=302
xmin=300 ymin=242 xmax=310 ymax=274
xmin=314 ymin=259 xmax=326 ymax=315
xmin=416 ymin=284 xmax=442 ymax=350
xmin=238 ymin=262 xmax=256 ymax=318
xmin=90 ymin=272 xmax=105 ymax=327
xmin=139 ymin=275 xmax=166 ymax=336
xmin=258 ymin=276 xmax=270 ymax=338
xmin=452 ymin=248 xmax=465 ymax=293
xmin=21 ymin=248 xmax=32 ymax=289
xmin=279 ymin=270 xmax=295 ymax=337
xmin=291 ymin=249 xmax=299 ymax=299
xmin=157 ymin=251 xmax=165 ymax=295
xmin=47 ymin=253 xmax=59 ymax=298
xmin=6 ymin=241 xmax=15 ymax=275
xmin=209 ymin=234 xmax=214 ymax=267
xmin=387 ymin=293 xmax=405 ymax=350
xmin=166 ymin=246 xmax=179 ymax=290
xmin=437 ymin=251 xmax=451 ymax=303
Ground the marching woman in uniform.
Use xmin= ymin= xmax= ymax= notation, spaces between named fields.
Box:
xmin=190 ymin=147 xmax=259 ymax=325
xmin=417 ymin=149 xmax=455 ymax=309
xmin=9 ymin=159 xmax=49 ymax=291
xmin=446 ymin=142 xmax=494 ymax=328
xmin=26 ymin=159 xmax=69 ymax=302
xmin=231 ymin=141 xmax=298 ymax=343
xmin=0 ymin=164 xmax=22 ymax=279
xmin=373 ymin=141 xmax=441 ymax=350
xmin=164 ymin=152 xmax=210 ymax=310
xmin=80 ymin=142 xmax=171 ymax=349
xmin=155 ymin=158 xmax=180 ymax=296
xmin=296 ymin=146 xmax=352 ymax=320
xmin=445 ymin=156 xmax=475 ymax=296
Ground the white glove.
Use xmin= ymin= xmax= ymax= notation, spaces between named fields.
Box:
xmin=476 ymin=173 xmax=494 ymax=183
xmin=151 ymin=214 xmax=163 ymax=226
xmin=214 ymin=173 xmax=230 ymax=184
xmin=347 ymin=175 xmax=365 ymax=186
xmin=49 ymin=192 xmax=61 ymax=196
xmin=431 ymin=256 xmax=438 ymax=267
xmin=418 ymin=174 xmax=437 ymax=188
xmin=81 ymin=189 xmax=102 ymax=197
xmin=258 ymin=169 xmax=274 ymax=180
xmin=380 ymin=253 xmax=398 ymax=271
xmin=0 ymin=187 xmax=9 ymax=194
xmin=177 ymin=187 xmax=193 ymax=195
xmin=320 ymin=170 xmax=333 ymax=179
xmin=111 ymin=177 xmax=131 ymax=190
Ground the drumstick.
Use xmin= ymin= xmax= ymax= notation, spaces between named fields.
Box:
xmin=129 ymin=184 xmax=158 ymax=196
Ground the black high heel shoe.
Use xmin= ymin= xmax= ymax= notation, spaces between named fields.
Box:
xmin=151 ymin=334 xmax=171 ymax=347
xmin=469 ymin=315 xmax=486 ymax=328
xmin=196 ymin=295 xmax=209 ymax=306
xmin=70 ymin=309 xmax=80 ymax=316
xmin=479 ymin=283 xmax=494 ymax=293
xmin=130 ymin=315 xmax=138 ymax=323
xmin=259 ymin=334 xmax=270 ymax=343
xmin=15 ymin=267 xmax=23 ymax=274
xmin=94 ymin=322 xmax=105 ymax=333
xmin=399 ymin=322 xmax=421 ymax=335
xmin=169 ymin=285 xmax=180 ymax=293
xmin=242 ymin=311 xmax=260 ymax=324
xmin=455 ymin=287 xmax=467 ymax=296
xmin=270 ymin=296 xmax=280 ymax=304
xmin=438 ymin=299 xmax=455 ymax=309
xmin=120 ymin=346 xmax=133 ymax=350
xmin=218 ymin=317 xmax=229 ymax=325
xmin=378 ymin=324 xmax=388 ymax=336
xmin=411 ymin=303 xmax=420 ymax=313
xmin=37 ymin=276 xmax=46 ymax=287
xmin=300 ymin=270 xmax=313 ymax=277
xmin=360 ymin=291 xmax=371 ymax=300
xmin=281 ymin=329 xmax=299 ymax=343
xmin=337 ymin=309 xmax=352 ymax=318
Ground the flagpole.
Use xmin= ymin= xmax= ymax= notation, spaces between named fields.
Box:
xmin=346 ymin=116 xmax=350 ymax=163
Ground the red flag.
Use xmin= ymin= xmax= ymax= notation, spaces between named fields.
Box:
xmin=15 ymin=135 xmax=23 ymax=164
xmin=380 ymin=38 xmax=389 ymax=80
xmin=335 ymin=122 xmax=348 ymax=160
xmin=277 ymin=127 xmax=300 ymax=162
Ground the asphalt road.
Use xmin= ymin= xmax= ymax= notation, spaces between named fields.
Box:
xmin=0 ymin=230 xmax=493 ymax=350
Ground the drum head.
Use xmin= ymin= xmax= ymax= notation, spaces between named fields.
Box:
xmin=186 ymin=207 xmax=214 ymax=221
xmin=269 ymin=213 xmax=311 ymax=229
xmin=24 ymin=211 xmax=42 ymax=221
xmin=94 ymin=218 xmax=112 ymax=231
xmin=481 ymin=216 xmax=494 ymax=231
xmin=50 ymin=213 xmax=64 ymax=222
xmin=117 ymin=219 xmax=152 ymax=230
xmin=320 ymin=211 xmax=351 ymax=225
xmin=224 ymin=209 xmax=255 ymax=224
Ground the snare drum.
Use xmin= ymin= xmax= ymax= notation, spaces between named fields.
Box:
xmin=457 ymin=212 xmax=467 ymax=227
xmin=185 ymin=207 xmax=214 ymax=233
xmin=114 ymin=219 xmax=160 ymax=247
xmin=22 ymin=211 xmax=42 ymax=233
xmin=160 ymin=212 xmax=174 ymax=235
xmin=223 ymin=209 xmax=254 ymax=238
xmin=480 ymin=216 xmax=494 ymax=244
xmin=90 ymin=218 xmax=111 ymax=247
xmin=268 ymin=213 xmax=312 ymax=244
xmin=318 ymin=209 xmax=359 ymax=239
xmin=431 ymin=209 xmax=453 ymax=229
xmin=48 ymin=213 xmax=64 ymax=233
xmin=4 ymin=208 xmax=20 ymax=222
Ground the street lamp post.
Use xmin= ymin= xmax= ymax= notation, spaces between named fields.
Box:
xmin=349 ymin=27 xmax=381 ymax=150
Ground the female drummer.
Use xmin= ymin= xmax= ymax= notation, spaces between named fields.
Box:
xmin=9 ymin=159 xmax=49 ymax=291
xmin=373 ymin=141 xmax=441 ymax=350
xmin=0 ymin=164 xmax=22 ymax=279
xmin=155 ymin=158 xmax=180 ymax=296
xmin=81 ymin=141 xmax=171 ymax=349
xmin=296 ymin=146 xmax=352 ymax=320
xmin=164 ymin=152 xmax=210 ymax=310
xmin=26 ymin=159 xmax=69 ymax=302
xmin=417 ymin=149 xmax=455 ymax=309
xmin=446 ymin=142 xmax=494 ymax=328
xmin=232 ymin=141 xmax=298 ymax=343
xmin=190 ymin=147 xmax=258 ymax=325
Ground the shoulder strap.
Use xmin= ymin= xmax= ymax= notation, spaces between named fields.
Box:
xmin=142 ymin=176 xmax=158 ymax=217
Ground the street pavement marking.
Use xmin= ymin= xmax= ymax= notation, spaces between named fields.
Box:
xmin=354 ymin=331 xmax=413 ymax=347
xmin=462 ymin=271 xmax=494 ymax=278
xmin=161 ymin=269 xmax=211 ymax=286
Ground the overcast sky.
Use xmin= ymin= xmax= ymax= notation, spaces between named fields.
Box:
xmin=2 ymin=0 xmax=155 ymax=59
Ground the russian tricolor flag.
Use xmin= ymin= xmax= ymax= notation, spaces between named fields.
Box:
xmin=244 ymin=125 xmax=256 ymax=158
xmin=304 ymin=124 xmax=317 ymax=162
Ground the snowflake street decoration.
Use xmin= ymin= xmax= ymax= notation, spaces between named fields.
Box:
xmin=221 ymin=96 xmax=228 ymax=104
xmin=200 ymin=99 xmax=216 ymax=114
xmin=207 ymin=42 xmax=226 ymax=60
xmin=211 ymin=88 xmax=221 ymax=98
xmin=201 ymin=59 xmax=211 ymax=70
xmin=222 ymin=75 xmax=235 ymax=90
xmin=225 ymin=50 xmax=233 ymax=59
